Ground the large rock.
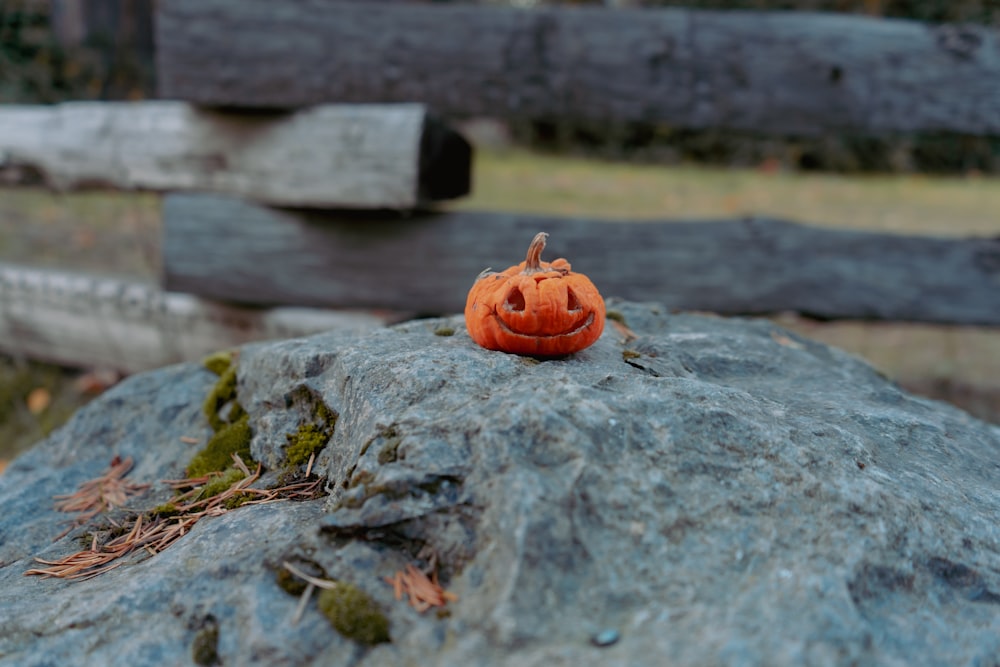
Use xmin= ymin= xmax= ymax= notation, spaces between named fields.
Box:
xmin=1 ymin=300 xmax=998 ymax=666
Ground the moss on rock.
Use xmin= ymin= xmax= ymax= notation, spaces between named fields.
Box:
xmin=191 ymin=621 xmax=220 ymax=666
xmin=317 ymin=583 xmax=390 ymax=646
xmin=187 ymin=413 xmax=252 ymax=478
xmin=313 ymin=399 xmax=337 ymax=428
xmin=151 ymin=502 xmax=181 ymax=519
xmin=285 ymin=423 xmax=330 ymax=467
xmin=196 ymin=467 xmax=246 ymax=500
xmin=283 ymin=397 xmax=337 ymax=469
xmin=201 ymin=351 xmax=234 ymax=377
xmin=275 ymin=558 xmax=328 ymax=596
xmin=221 ymin=491 xmax=255 ymax=510
xmin=203 ymin=364 xmax=239 ymax=433
xmin=606 ymin=310 xmax=627 ymax=325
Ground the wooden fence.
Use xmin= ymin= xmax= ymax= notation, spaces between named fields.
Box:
xmin=158 ymin=1 xmax=1000 ymax=136
xmin=1 ymin=0 xmax=999 ymax=372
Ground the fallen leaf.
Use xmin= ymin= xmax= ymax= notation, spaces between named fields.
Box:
xmin=26 ymin=387 xmax=51 ymax=415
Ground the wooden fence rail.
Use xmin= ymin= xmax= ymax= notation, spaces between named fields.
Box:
xmin=157 ymin=0 xmax=1000 ymax=137
xmin=0 ymin=264 xmax=397 ymax=373
xmin=162 ymin=194 xmax=1000 ymax=326
xmin=0 ymin=102 xmax=470 ymax=208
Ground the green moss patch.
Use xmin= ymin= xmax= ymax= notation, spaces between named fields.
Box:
xmin=317 ymin=583 xmax=390 ymax=646
xmin=221 ymin=491 xmax=255 ymax=510
xmin=187 ymin=413 xmax=252 ymax=478
xmin=434 ymin=326 xmax=456 ymax=337
xmin=203 ymin=364 xmax=239 ymax=433
xmin=191 ymin=619 xmax=220 ymax=666
xmin=201 ymin=351 xmax=234 ymax=377
xmin=276 ymin=557 xmax=328 ymax=596
xmin=607 ymin=311 xmax=627 ymax=325
xmin=285 ymin=423 xmax=330 ymax=467
xmin=196 ymin=466 xmax=246 ymax=500
xmin=151 ymin=502 xmax=181 ymax=519
xmin=283 ymin=394 xmax=337 ymax=469
xmin=314 ymin=399 xmax=337 ymax=427
xmin=190 ymin=352 xmax=257 ymax=477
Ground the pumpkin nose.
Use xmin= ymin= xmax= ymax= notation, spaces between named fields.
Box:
xmin=504 ymin=287 xmax=526 ymax=312
xmin=566 ymin=287 xmax=581 ymax=312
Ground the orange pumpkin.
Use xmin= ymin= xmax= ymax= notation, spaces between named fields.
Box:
xmin=464 ymin=232 xmax=605 ymax=357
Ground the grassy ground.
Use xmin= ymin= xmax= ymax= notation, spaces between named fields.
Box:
xmin=458 ymin=149 xmax=1000 ymax=236
xmin=1 ymin=148 xmax=998 ymax=466
xmin=0 ymin=188 xmax=160 ymax=281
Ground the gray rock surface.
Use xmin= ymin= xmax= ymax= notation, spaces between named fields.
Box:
xmin=1 ymin=299 xmax=999 ymax=666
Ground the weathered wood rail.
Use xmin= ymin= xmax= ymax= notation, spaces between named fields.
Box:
xmin=0 ymin=101 xmax=470 ymax=208
xmin=162 ymin=194 xmax=1000 ymax=326
xmin=157 ymin=0 xmax=1000 ymax=136
xmin=0 ymin=263 xmax=398 ymax=373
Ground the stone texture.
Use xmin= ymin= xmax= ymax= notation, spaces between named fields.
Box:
xmin=1 ymin=300 xmax=999 ymax=666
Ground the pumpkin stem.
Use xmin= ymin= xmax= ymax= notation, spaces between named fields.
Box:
xmin=523 ymin=232 xmax=549 ymax=274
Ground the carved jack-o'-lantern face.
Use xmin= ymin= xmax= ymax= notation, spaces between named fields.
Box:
xmin=464 ymin=232 xmax=605 ymax=357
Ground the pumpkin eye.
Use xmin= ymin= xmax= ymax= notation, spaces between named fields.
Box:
xmin=504 ymin=287 xmax=526 ymax=312
xmin=566 ymin=287 xmax=581 ymax=312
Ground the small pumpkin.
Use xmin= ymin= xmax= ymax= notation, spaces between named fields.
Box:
xmin=464 ymin=232 xmax=605 ymax=357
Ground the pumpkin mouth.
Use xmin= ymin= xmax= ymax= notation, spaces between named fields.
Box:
xmin=492 ymin=310 xmax=595 ymax=338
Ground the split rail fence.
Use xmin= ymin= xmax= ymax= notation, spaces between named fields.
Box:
xmin=1 ymin=0 xmax=998 ymax=373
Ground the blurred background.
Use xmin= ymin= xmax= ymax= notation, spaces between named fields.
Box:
xmin=1 ymin=0 xmax=998 ymax=469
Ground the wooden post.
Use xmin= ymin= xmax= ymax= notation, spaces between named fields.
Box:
xmin=0 ymin=101 xmax=471 ymax=208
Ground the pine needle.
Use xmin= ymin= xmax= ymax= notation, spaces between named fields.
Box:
xmin=27 ymin=454 xmax=325 ymax=581
xmin=50 ymin=455 xmax=149 ymax=540
xmin=282 ymin=561 xmax=336 ymax=626
xmin=383 ymin=563 xmax=458 ymax=613
xmin=53 ymin=455 xmax=149 ymax=521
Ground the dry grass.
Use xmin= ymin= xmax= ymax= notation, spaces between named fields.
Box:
xmin=0 ymin=188 xmax=159 ymax=281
